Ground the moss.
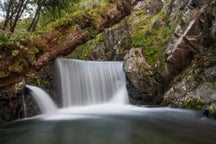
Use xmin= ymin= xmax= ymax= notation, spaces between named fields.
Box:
xmin=181 ymin=96 xmax=204 ymax=110
xmin=0 ymin=31 xmax=11 ymax=43
xmin=131 ymin=23 xmax=175 ymax=66
xmin=210 ymin=26 xmax=216 ymax=40
xmin=0 ymin=71 xmax=9 ymax=78
xmin=207 ymin=104 xmax=216 ymax=119
xmin=130 ymin=5 xmax=177 ymax=67
xmin=194 ymin=68 xmax=201 ymax=75
xmin=106 ymin=51 xmax=115 ymax=60
xmin=181 ymin=67 xmax=190 ymax=76
xmin=207 ymin=82 xmax=216 ymax=89
xmin=133 ymin=8 xmax=147 ymax=16
xmin=35 ymin=76 xmax=41 ymax=87
xmin=67 ymin=33 xmax=104 ymax=59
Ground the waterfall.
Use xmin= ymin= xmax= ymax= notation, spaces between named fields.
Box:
xmin=56 ymin=58 xmax=129 ymax=107
xmin=25 ymin=85 xmax=57 ymax=113
xmin=26 ymin=58 xmax=128 ymax=114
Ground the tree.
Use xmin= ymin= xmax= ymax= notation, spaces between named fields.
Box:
xmin=28 ymin=0 xmax=71 ymax=32
xmin=1 ymin=0 xmax=30 ymax=32
xmin=28 ymin=0 xmax=46 ymax=32
xmin=0 ymin=0 xmax=71 ymax=33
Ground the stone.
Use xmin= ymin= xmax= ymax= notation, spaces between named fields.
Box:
xmin=163 ymin=1 xmax=213 ymax=80
xmin=123 ymin=48 xmax=161 ymax=104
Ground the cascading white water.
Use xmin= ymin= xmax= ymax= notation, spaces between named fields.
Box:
xmin=26 ymin=58 xmax=128 ymax=114
xmin=56 ymin=58 xmax=129 ymax=107
xmin=25 ymin=85 xmax=57 ymax=113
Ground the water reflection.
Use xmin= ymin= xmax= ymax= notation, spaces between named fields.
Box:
xmin=0 ymin=106 xmax=216 ymax=144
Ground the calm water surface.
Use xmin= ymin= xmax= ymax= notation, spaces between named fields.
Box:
xmin=0 ymin=105 xmax=216 ymax=144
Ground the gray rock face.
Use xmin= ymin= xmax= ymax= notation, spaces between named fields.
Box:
xmin=163 ymin=0 xmax=213 ymax=80
xmin=87 ymin=20 xmax=131 ymax=61
xmin=123 ymin=48 xmax=161 ymax=104
xmin=134 ymin=0 xmax=164 ymax=14
xmin=161 ymin=0 xmax=216 ymax=109
xmin=163 ymin=52 xmax=216 ymax=107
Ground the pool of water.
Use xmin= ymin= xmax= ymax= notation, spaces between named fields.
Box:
xmin=0 ymin=105 xmax=216 ymax=144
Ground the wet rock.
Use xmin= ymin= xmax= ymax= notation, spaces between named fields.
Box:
xmin=123 ymin=48 xmax=161 ymax=104
xmin=0 ymin=90 xmax=25 ymax=126
xmin=204 ymin=103 xmax=216 ymax=119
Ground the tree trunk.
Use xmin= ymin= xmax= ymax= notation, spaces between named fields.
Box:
xmin=10 ymin=0 xmax=29 ymax=33
xmin=28 ymin=0 xmax=46 ymax=32
xmin=2 ymin=0 xmax=13 ymax=30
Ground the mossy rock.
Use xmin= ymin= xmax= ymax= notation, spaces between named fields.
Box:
xmin=180 ymin=96 xmax=204 ymax=110
xmin=204 ymin=103 xmax=216 ymax=119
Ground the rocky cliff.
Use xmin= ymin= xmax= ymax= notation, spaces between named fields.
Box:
xmin=70 ymin=0 xmax=216 ymax=115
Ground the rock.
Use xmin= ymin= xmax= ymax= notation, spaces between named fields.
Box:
xmin=162 ymin=51 xmax=216 ymax=108
xmin=163 ymin=1 xmax=213 ymax=80
xmin=123 ymin=48 xmax=161 ymax=104
xmin=133 ymin=0 xmax=163 ymax=14
xmin=87 ymin=20 xmax=131 ymax=61
xmin=204 ymin=103 xmax=216 ymax=119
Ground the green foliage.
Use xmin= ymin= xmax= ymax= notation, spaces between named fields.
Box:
xmin=207 ymin=104 xmax=216 ymax=117
xmin=194 ymin=68 xmax=201 ymax=75
xmin=35 ymin=75 xmax=41 ymax=86
xmin=0 ymin=31 xmax=11 ymax=43
xmin=182 ymin=67 xmax=190 ymax=76
xmin=181 ymin=96 xmax=204 ymax=110
xmin=67 ymin=33 xmax=104 ymax=59
xmin=135 ymin=9 xmax=147 ymax=16
xmin=210 ymin=27 xmax=216 ymax=40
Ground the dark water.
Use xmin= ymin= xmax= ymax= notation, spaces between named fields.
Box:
xmin=0 ymin=106 xmax=216 ymax=144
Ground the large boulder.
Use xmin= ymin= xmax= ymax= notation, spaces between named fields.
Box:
xmin=123 ymin=48 xmax=161 ymax=104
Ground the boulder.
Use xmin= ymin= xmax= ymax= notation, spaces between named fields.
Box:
xmin=123 ymin=48 xmax=161 ymax=104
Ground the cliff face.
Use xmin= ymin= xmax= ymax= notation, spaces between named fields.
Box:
xmin=71 ymin=0 xmax=216 ymax=112
xmin=33 ymin=0 xmax=216 ymax=115
xmin=0 ymin=0 xmax=216 ymax=123
xmin=130 ymin=0 xmax=216 ymax=115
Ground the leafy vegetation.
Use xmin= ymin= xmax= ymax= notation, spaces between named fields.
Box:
xmin=0 ymin=0 xmax=71 ymax=32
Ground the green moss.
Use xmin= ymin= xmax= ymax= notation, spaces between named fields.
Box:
xmin=131 ymin=23 xmax=175 ymax=66
xmin=0 ymin=31 xmax=11 ymax=43
xmin=0 ymin=71 xmax=9 ymax=78
xmin=181 ymin=96 xmax=204 ymax=110
xmin=207 ymin=104 xmax=216 ymax=118
xmin=210 ymin=26 xmax=216 ymax=40
xmin=106 ymin=51 xmax=115 ymax=61
xmin=67 ymin=33 xmax=104 ymax=59
xmin=128 ymin=0 xmax=181 ymax=68
xmin=194 ymin=68 xmax=201 ymax=75
xmin=35 ymin=76 xmax=41 ymax=86
xmin=134 ymin=9 xmax=147 ymax=16
xmin=182 ymin=67 xmax=190 ymax=76
xmin=207 ymin=82 xmax=216 ymax=89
